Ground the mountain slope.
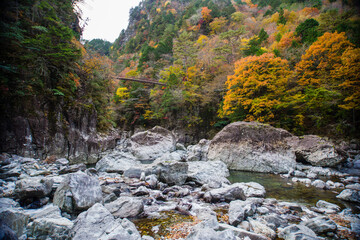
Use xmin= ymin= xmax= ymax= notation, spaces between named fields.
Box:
xmin=109 ymin=0 xmax=360 ymax=140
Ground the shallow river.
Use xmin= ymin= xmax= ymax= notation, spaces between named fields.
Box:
xmin=228 ymin=170 xmax=343 ymax=207
xmin=135 ymin=170 xmax=352 ymax=239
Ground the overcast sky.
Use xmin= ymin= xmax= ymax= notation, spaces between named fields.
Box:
xmin=79 ymin=0 xmax=142 ymax=42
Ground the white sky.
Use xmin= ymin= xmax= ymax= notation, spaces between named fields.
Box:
xmin=79 ymin=0 xmax=142 ymax=42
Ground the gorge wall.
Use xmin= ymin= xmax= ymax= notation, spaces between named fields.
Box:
xmin=0 ymin=101 xmax=118 ymax=164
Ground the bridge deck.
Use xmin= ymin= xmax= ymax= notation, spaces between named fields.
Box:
xmin=116 ymin=77 xmax=166 ymax=86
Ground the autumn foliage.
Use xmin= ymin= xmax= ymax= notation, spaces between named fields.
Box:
xmin=109 ymin=0 xmax=360 ymax=137
xmin=295 ymin=32 xmax=354 ymax=87
xmin=337 ymin=48 xmax=360 ymax=110
xmin=201 ymin=7 xmax=213 ymax=23
xmin=221 ymin=53 xmax=290 ymax=122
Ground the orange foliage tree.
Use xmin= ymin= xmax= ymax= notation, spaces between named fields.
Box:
xmin=291 ymin=32 xmax=359 ymax=133
xmin=278 ymin=31 xmax=300 ymax=51
xmin=336 ymin=48 xmax=360 ymax=110
xmin=220 ymin=53 xmax=291 ymax=122
xmin=201 ymin=7 xmax=212 ymax=23
xmin=295 ymin=32 xmax=353 ymax=87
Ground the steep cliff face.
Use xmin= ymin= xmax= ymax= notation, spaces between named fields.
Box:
xmin=0 ymin=101 xmax=119 ymax=164
xmin=0 ymin=0 xmax=118 ymax=162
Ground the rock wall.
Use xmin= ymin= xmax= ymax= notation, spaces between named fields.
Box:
xmin=0 ymin=102 xmax=119 ymax=164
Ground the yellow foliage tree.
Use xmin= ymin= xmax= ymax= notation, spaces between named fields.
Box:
xmin=209 ymin=17 xmax=227 ymax=35
xmin=196 ymin=35 xmax=208 ymax=47
xmin=126 ymin=70 xmax=139 ymax=77
xmin=220 ymin=53 xmax=291 ymax=122
xmin=115 ymin=87 xmax=130 ymax=103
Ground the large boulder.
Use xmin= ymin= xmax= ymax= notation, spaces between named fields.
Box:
xmin=187 ymin=161 xmax=230 ymax=188
xmin=186 ymin=227 xmax=238 ymax=240
xmin=157 ymin=162 xmax=188 ymax=186
xmin=0 ymin=160 xmax=22 ymax=179
xmin=104 ymin=197 xmax=144 ymax=218
xmin=204 ymin=183 xmax=247 ymax=203
xmin=186 ymin=139 xmax=211 ymax=162
xmin=228 ymin=199 xmax=259 ymax=226
xmin=28 ymin=217 xmax=73 ymax=240
xmin=249 ymin=219 xmax=276 ymax=240
xmin=303 ymin=216 xmax=337 ymax=234
xmin=96 ymin=150 xmax=139 ymax=174
xmin=336 ymin=189 xmax=360 ymax=203
xmin=186 ymin=217 xmax=238 ymax=240
xmin=0 ymin=198 xmax=29 ymax=238
xmin=315 ymin=200 xmax=341 ymax=213
xmin=288 ymin=135 xmax=344 ymax=167
xmin=14 ymin=177 xmax=53 ymax=200
xmin=228 ymin=201 xmax=246 ymax=226
xmin=0 ymin=221 xmax=18 ymax=240
xmin=128 ymin=126 xmax=176 ymax=160
xmin=261 ymin=214 xmax=288 ymax=231
xmin=26 ymin=204 xmax=74 ymax=240
xmin=207 ymin=122 xmax=296 ymax=173
xmin=59 ymin=163 xmax=86 ymax=174
xmin=218 ymin=223 xmax=268 ymax=240
xmin=278 ymin=224 xmax=320 ymax=240
xmin=53 ymin=171 xmax=103 ymax=213
xmin=71 ymin=203 xmax=141 ymax=240
xmin=235 ymin=182 xmax=266 ymax=198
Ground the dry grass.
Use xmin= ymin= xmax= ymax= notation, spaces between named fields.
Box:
xmin=329 ymin=214 xmax=351 ymax=228
xmin=165 ymin=216 xmax=201 ymax=239
xmin=329 ymin=214 xmax=359 ymax=240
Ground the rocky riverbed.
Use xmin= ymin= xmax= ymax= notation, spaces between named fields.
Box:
xmin=1 ymin=122 xmax=359 ymax=239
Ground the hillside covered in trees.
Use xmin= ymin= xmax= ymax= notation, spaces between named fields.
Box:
xmin=1 ymin=0 xmax=360 ymax=157
xmin=108 ymin=0 xmax=360 ymax=139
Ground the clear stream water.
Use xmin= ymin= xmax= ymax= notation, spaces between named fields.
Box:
xmin=134 ymin=170 xmax=358 ymax=239
xmin=228 ymin=170 xmax=344 ymax=207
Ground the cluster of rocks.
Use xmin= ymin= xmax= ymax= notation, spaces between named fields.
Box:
xmin=0 ymin=122 xmax=359 ymax=240
xmin=283 ymin=165 xmax=360 ymax=203
xmin=188 ymin=198 xmax=360 ymax=240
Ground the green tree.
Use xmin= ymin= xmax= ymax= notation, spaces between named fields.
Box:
xmin=0 ymin=0 xmax=81 ymax=100
xmin=85 ymin=39 xmax=112 ymax=56
xmin=318 ymin=10 xmax=360 ymax=47
xmin=219 ymin=28 xmax=246 ymax=61
xmin=173 ymin=31 xmax=197 ymax=68
xmin=295 ymin=19 xmax=320 ymax=44
xmin=277 ymin=8 xmax=287 ymax=25
xmin=243 ymin=29 xmax=268 ymax=56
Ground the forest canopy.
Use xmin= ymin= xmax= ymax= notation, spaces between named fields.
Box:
xmin=1 ymin=0 xmax=359 ymax=139
xmin=109 ymin=0 xmax=360 ymax=138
